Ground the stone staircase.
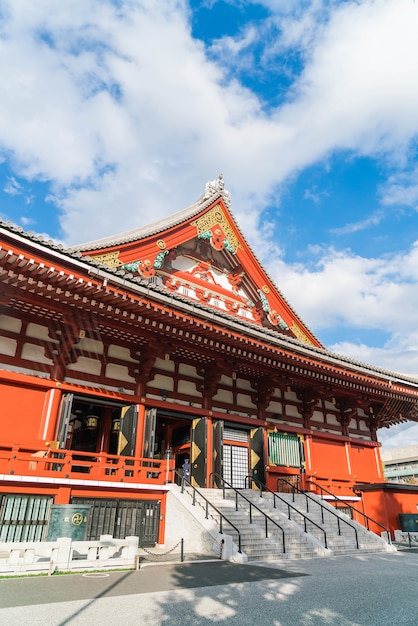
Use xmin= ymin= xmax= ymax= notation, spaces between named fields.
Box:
xmin=173 ymin=485 xmax=395 ymax=561
xmin=241 ymin=490 xmax=395 ymax=557
xmin=200 ymin=487 xmax=328 ymax=561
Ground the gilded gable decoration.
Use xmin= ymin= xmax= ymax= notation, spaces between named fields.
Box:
xmin=191 ymin=204 xmax=240 ymax=254
xmin=290 ymin=323 xmax=314 ymax=345
xmin=257 ymin=289 xmax=289 ymax=330
xmin=90 ymin=251 xmax=122 ymax=268
xmin=122 ymin=249 xmax=169 ymax=279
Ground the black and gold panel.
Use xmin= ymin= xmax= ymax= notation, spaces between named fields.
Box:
xmin=250 ymin=427 xmax=265 ymax=488
xmin=191 ymin=418 xmax=207 ymax=487
xmin=212 ymin=420 xmax=224 ymax=487
xmin=117 ymin=405 xmax=138 ymax=456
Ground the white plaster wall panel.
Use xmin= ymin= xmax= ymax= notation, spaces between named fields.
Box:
xmin=21 ymin=343 xmax=53 ymax=364
xmin=323 ymin=400 xmax=336 ymax=411
xmin=105 ymin=363 xmax=136 ymax=382
xmin=213 ymin=388 xmax=233 ymax=404
xmin=268 ymin=400 xmax=282 ymax=414
xmin=310 ymin=410 xmax=324 ymax=423
xmin=237 ymin=393 xmax=255 ymax=409
xmin=284 ymin=390 xmax=298 ymax=402
xmin=171 ymin=256 xmax=195 ymax=272
xmin=148 ymin=373 xmax=174 ymax=392
xmin=155 ymin=356 xmax=175 ymax=373
xmin=219 ymin=374 xmax=231 ymax=386
xmin=235 ymin=377 xmax=251 ymax=391
xmin=177 ymin=379 xmax=199 ymax=397
xmin=0 ymin=315 xmax=21 ymax=333
xmin=284 ymin=404 xmax=302 ymax=417
xmin=0 ymin=337 xmax=17 ymax=356
xmin=348 ymin=419 xmax=357 ymax=431
xmin=107 ymin=344 xmax=134 ymax=360
xmin=68 ymin=356 xmax=101 ymax=375
xmin=326 ymin=413 xmax=339 ymax=426
xmin=178 ymin=363 xmax=197 ymax=378
xmin=359 ymin=420 xmax=369 ymax=432
xmin=77 ymin=337 xmax=104 ymax=354
xmin=26 ymin=322 xmax=50 ymax=340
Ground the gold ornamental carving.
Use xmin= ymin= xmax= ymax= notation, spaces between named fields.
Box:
xmin=90 ymin=251 xmax=122 ymax=268
xmin=191 ymin=204 xmax=240 ymax=254
xmin=290 ymin=323 xmax=313 ymax=345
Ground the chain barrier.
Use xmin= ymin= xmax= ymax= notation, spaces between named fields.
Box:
xmin=139 ymin=539 xmax=182 ymax=558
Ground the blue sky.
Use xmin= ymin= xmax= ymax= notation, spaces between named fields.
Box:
xmin=1 ymin=0 xmax=418 ymax=448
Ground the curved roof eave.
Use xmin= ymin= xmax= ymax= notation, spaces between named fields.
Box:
xmin=68 ymin=190 xmax=224 ymax=253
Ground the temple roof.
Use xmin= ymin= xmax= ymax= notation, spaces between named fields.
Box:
xmin=2 ymin=178 xmax=418 ymax=423
xmin=69 ymin=176 xmax=322 ymax=347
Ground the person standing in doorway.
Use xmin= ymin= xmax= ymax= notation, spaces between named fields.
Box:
xmin=182 ymin=458 xmax=191 ymax=483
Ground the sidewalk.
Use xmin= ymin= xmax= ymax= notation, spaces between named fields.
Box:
xmin=0 ymin=551 xmax=416 ymax=625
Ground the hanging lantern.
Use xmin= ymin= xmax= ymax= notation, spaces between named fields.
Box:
xmin=112 ymin=418 xmax=121 ymax=433
xmin=85 ymin=415 xmax=98 ymax=430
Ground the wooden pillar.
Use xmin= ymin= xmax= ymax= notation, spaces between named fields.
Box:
xmin=96 ymin=407 xmax=112 ymax=453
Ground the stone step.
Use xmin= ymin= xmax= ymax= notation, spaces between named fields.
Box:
xmin=179 ymin=486 xmax=392 ymax=559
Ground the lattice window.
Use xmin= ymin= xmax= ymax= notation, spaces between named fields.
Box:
xmin=268 ymin=432 xmax=301 ymax=467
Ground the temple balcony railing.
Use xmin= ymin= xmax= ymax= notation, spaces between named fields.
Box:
xmin=0 ymin=445 xmax=169 ymax=486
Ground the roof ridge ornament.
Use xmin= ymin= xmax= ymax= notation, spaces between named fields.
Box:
xmin=204 ymin=174 xmax=231 ymax=207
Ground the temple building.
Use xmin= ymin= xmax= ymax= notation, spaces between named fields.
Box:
xmin=1 ymin=176 xmax=418 ymax=546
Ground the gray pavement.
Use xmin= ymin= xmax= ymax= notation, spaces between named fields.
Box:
xmin=0 ymin=551 xmax=417 ymax=625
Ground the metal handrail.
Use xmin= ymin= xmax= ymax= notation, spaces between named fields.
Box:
xmin=305 ymin=479 xmax=391 ymax=542
xmin=173 ymin=470 xmax=242 ymax=553
xmin=209 ymin=472 xmax=286 ymax=553
xmin=276 ymin=476 xmax=359 ymax=549
xmin=244 ymin=475 xmax=328 ymax=549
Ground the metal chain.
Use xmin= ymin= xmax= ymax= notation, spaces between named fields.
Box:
xmin=139 ymin=539 xmax=182 ymax=557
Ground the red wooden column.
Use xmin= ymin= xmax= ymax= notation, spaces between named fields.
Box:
xmin=96 ymin=407 xmax=112 ymax=453
xmin=38 ymin=387 xmax=62 ymax=443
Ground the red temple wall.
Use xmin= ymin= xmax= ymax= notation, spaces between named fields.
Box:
xmin=350 ymin=444 xmax=382 ymax=483
xmin=0 ymin=379 xmax=48 ymax=447
xmin=358 ymin=486 xmax=418 ymax=536
xmin=310 ymin=439 xmax=349 ymax=481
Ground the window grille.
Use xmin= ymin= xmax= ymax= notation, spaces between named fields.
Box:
xmin=268 ymin=432 xmax=301 ymax=467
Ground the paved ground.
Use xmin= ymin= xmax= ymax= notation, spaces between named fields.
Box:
xmin=0 ymin=550 xmax=417 ymax=626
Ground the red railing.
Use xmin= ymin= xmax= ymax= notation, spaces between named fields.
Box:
xmin=0 ymin=445 xmax=169 ymax=485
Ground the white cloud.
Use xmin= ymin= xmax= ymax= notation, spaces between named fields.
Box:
xmin=380 ymin=167 xmax=418 ymax=209
xmin=3 ymin=176 xmax=22 ymax=196
xmin=330 ymin=211 xmax=384 ymax=235
xmin=271 ymin=244 xmax=418 ymax=331
xmin=379 ymin=421 xmax=418 ymax=450
xmin=0 ymin=0 xmax=418 ymax=443
xmin=0 ymin=0 xmax=417 ymax=245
